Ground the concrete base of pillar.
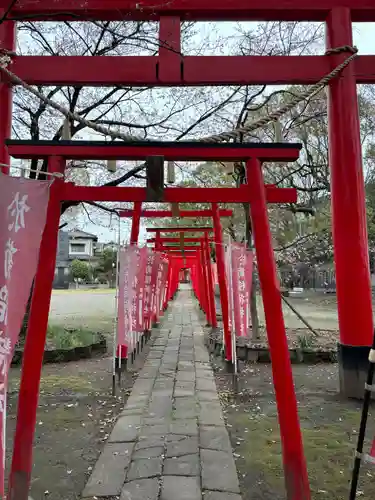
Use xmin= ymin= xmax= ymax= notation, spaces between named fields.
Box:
xmin=338 ymin=343 xmax=371 ymax=399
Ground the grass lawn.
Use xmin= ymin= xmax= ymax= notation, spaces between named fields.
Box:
xmin=214 ymin=362 xmax=375 ymax=500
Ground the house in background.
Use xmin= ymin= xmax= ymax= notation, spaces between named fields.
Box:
xmin=68 ymin=229 xmax=98 ymax=262
xmin=53 ymin=230 xmax=100 ymax=288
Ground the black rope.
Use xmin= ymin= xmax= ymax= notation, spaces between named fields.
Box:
xmin=349 ymin=330 xmax=375 ymax=500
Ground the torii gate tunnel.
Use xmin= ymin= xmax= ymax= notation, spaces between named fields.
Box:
xmin=1 ymin=1 xmax=375 ymax=499
xmin=0 ymin=1 xmax=373 ymax=397
xmin=5 ymin=140 xmax=309 ymax=500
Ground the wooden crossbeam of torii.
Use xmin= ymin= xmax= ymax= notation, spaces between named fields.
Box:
xmin=153 ymin=243 xmax=202 ymax=248
xmin=4 ymin=2 xmax=375 ymax=87
xmin=147 ymin=237 xmax=213 ymax=243
xmin=6 ymin=1 xmax=375 ymax=22
xmin=160 ymin=248 xmax=199 ymax=253
xmin=146 ymin=227 xmax=213 ymax=233
xmin=119 ymin=209 xmax=233 ymax=218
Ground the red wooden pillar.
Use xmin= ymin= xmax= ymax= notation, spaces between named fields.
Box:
xmin=8 ymin=156 xmax=65 ymax=500
xmin=247 ymin=158 xmax=310 ymax=500
xmin=130 ymin=201 xmax=142 ymax=245
xmin=205 ymin=233 xmax=217 ymax=328
xmin=164 ymin=256 xmax=173 ymax=309
xmin=197 ymin=251 xmax=205 ymax=310
xmin=158 ymin=16 xmax=181 ymax=83
xmin=326 ymin=8 xmax=373 ymax=398
xmin=200 ymin=243 xmax=211 ymax=325
xmin=212 ymin=203 xmax=232 ymax=364
xmin=0 ymin=18 xmax=15 ymax=173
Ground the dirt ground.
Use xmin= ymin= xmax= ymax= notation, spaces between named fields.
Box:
xmin=5 ymin=345 xmax=152 ymax=500
xmin=213 ymin=359 xmax=375 ymax=500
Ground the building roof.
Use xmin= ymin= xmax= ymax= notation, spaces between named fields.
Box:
xmin=68 ymin=229 xmax=98 ymax=241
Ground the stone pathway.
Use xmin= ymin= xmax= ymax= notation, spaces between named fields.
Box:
xmin=82 ymin=286 xmax=242 ymax=500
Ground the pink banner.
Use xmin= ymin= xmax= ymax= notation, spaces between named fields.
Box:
xmin=212 ymin=263 xmax=218 ymax=285
xmin=143 ymin=250 xmax=155 ymax=330
xmin=229 ymin=243 xmax=253 ymax=337
xmin=118 ymin=246 xmax=139 ymax=349
xmin=0 ymin=174 xmax=50 ymax=495
xmin=155 ymin=254 xmax=169 ymax=318
xmin=150 ymin=252 xmax=160 ymax=323
xmin=136 ymin=247 xmax=148 ymax=333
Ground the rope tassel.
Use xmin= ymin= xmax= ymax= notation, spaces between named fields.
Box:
xmin=167 ymin=161 xmax=175 ymax=184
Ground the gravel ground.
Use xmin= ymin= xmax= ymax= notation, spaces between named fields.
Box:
xmin=5 ymin=346 xmax=152 ymax=500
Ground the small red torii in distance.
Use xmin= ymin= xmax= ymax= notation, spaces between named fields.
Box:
xmin=120 ymin=209 xmax=233 ymax=218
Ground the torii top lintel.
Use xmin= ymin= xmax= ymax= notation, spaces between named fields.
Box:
xmin=119 ymin=209 xmax=233 ymax=218
xmin=6 ymin=140 xmax=301 ymax=163
xmin=147 ymin=227 xmax=213 ymax=233
xmin=148 ymin=237 xmax=212 ymax=243
xmin=8 ymin=1 xmax=375 ymax=22
xmin=3 ymin=2 xmax=375 ymax=88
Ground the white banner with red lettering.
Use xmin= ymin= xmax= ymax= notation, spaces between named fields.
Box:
xmin=227 ymin=242 xmax=253 ymax=337
xmin=118 ymin=245 xmax=139 ymax=350
xmin=0 ymin=174 xmax=50 ymax=495
xmin=117 ymin=247 xmax=170 ymax=352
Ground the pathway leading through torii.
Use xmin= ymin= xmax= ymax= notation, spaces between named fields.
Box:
xmin=82 ymin=284 xmax=242 ymax=500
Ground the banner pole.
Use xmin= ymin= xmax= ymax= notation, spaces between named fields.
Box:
xmin=112 ymin=216 xmax=121 ymax=394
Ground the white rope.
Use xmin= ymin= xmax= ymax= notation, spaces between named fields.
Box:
xmin=0 ymin=46 xmax=359 ymax=145
xmin=200 ymin=46 xmax=358 ymax=142
xmin=0 ymin=52 xmax=138 ymax=142
xmin=0 ymin=161 xmax=64 ymax=178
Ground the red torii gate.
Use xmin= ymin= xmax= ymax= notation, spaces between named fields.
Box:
xmin=119 ymin=206 xmax=232 ymax=247
xmin=4 ymin=140 xmax=304 ymax=500
xmin=147 ymin=228 xmax=218 ymax=331
xmin=117 ymin=209 xmax=225 ymax=362
xmin=121 ymin=207 xmax=232 ymax=334
xmin=147 ymin=234 xmax=213 ymax=312
xmin=0 ymin=1 xmax=374 ymax=499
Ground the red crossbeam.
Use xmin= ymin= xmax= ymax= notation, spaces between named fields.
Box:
xmin=162 ymin=249 xmax=198 ymax=253
xmin=9 ymin=55 xmax=375 ymax=86
xmin=119 ymin=209 xmax=232 ymax=218
xmin=160 ymin=246 xmax=199 ymax=249
xmin=147 ymin=227 xmax=212 ymax=233
xmin=148 ymin=237 xmax=210 ymax=243
xmin=61 ymin=185 xmax=297 ymax=204
xmin=157 ymin=242 xmax=201 ymax=246
xmin=6 ymin=140 xmax=301 ymax=162
xmin=9 ymin=1 xmax=375 ymax=22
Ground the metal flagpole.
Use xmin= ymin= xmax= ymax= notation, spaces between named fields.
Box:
xmin=349 ymin=329 xmax=375 ymax=500
xmin=112 ymin=215 xmax=121 ymax=395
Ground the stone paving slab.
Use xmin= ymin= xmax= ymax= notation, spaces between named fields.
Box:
xmin=82 ymin=442 xmax=134 ymax=497
xmin=82 ymin=286 xmax=242 ymax=499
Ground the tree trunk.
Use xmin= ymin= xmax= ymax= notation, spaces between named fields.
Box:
xmin=243 ymin=202 xmax=261 ymax=341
